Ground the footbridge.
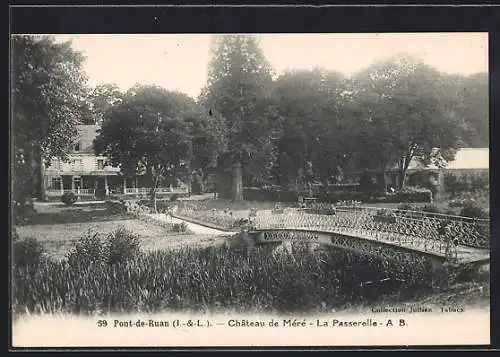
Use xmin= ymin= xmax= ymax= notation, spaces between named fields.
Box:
xmin=244 ymin=205 xmax=490 ymax=267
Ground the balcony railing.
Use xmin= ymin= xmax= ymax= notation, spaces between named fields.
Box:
xmin=46 ymin=188 xmax=96 ymax=196
xmin=46 ymin=187 xmax=188 ymax=197
xmin=123 ymin=187 xmax=184 ymax=194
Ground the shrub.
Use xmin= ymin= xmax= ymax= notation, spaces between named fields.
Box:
xmin=191 ymin=181 xmax=203 ymax=195
xmin=67 ymin=231 xmax=106 ymax=267
xmin=67 ymin=227 xmax=142 ymax=267
xmin=420 ymin=204 xmax=441 ymax=214
xmin=374 ymin=209 xmax=397 ymax=223
xmin=385 ymin=186 xmax=432 ymax=203
xmin=460 ymin=202 xmax=488 ymax=219
xmin=13 ymin=237 xmax=46 ymax=268
xmin=107 ymin=201 xmax=126 ymax=214
xmin=105 ymin=226 xmax=141 ymax=265
xmin=445 ymin=171 xmax=489 ymax=197
xmin=243 ymin=187 xmax=297 ymax=202
xmin=170 ymin=194 xmax=180 ymax=202
xmin=13 ymin=200 xmax=36 ymax=225
xmin=448 ymin=198 xmax=469 ymax=207
xmin=172 ymin=222 xmax=188 ymax=233
xmin=443 ymin=209 xmax=457 ymax=216
xmin=12 ymin=227 xmax=20 ymax=242
xmin=397 ymin=203 xmax=417 ymax=211
xmin=61 ymin=192 xmax=78 ymax=205
xmin=316 ymin=191 xmax=367 ymax=203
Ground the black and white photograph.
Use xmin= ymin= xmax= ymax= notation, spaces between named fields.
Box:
xmin=11 ymin=32 xmax=490 ymax=347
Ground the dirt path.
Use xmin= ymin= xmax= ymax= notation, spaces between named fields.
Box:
xmin=148 ymin=213 xmax=233 ymax=235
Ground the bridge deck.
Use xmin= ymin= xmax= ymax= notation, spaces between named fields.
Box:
xmin=252 ymin=226 xmax=489 ymax=265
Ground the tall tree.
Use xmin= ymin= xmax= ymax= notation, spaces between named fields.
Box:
xmin=353 ymin=54 xmax=463 ymax=190
xmin=11 ymin=35 xmax=88 ymax=211
xmin=94 ymin=84 xmax=224 ymax=210
xmin=274 ymin=68 xmax=349 ymax=188
xmin=84 ymin=83 xmax=124 ymax=125
xmin=456 ymin=73 xmax=489 ymax=147
xmin=200 ymin=35 xmax=280 ymax=200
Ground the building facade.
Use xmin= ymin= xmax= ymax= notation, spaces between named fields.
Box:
xmin=42 ymin=125 xmax=186 ymax=200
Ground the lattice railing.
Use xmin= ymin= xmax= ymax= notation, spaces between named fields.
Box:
xmin=250 ymin=207 xmax=489 ymax=260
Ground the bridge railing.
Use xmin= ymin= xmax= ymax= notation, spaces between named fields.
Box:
xmin=250 ymin=207 xmax=490 ymax=259
xmin=171 ymin=202 xmax=489 ymax=261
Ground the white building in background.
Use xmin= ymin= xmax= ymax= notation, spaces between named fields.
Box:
xmin=42 ymin=125 xmax=186 ymax=199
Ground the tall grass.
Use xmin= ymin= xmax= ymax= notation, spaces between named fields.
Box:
xmin=12 ymin=227 xmax=449 ymax=316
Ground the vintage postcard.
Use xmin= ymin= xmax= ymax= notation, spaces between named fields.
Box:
xmin=11 ymin=32 xmax=490 ymax=348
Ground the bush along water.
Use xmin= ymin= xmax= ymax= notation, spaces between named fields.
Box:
xmin=13 ymin=227 xmax=455 ymax=316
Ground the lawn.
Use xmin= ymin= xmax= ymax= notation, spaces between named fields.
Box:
xmin=15 ymin=202 xmax=228 ymax=260
xmin=177 ymin=194 xmax=490 ymax=217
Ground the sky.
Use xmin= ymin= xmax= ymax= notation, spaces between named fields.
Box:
xmin=51 ymin=33 xmax=488 ymax=99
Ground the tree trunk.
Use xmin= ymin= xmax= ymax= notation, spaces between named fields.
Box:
xmin=379 ymin=160 xmax=388 ymax=194
xmin=150 ymin=175 xmax=159 ymax=214
xmin=148 ymin=166 xmax=159 ymax=213
xmin=398 ymin=169 xmax=406 ymax=190
xmin=186 ymin=161 xmax=192 ymax=197
xmin=398 ymin=156 xmax=413 ymax=190
xmin=37 ymin=146 xmax=47 ymax=202
xmin=380 ymin=171 xmax=387 ymax=194
xmin=232 ymin=160 xmax=243 ymax=201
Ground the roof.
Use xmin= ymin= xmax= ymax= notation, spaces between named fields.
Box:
xmin=407 ymin=148 xmax=489 ymax=171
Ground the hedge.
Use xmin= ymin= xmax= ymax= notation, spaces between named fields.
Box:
xmin=243 ymin=187 xmax=298 ymax=202
xmin=384 ymin=187 xmax=433 ymax=203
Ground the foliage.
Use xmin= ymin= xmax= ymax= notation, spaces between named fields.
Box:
xmin=420 ymin=204 xmax=441 ymax=214
xmin=351 ymin=54 xmax=463 ymax=189
xmin=273 ymin=69 xmax=349 ymax=186
xmin=243 ymin=187 xmax=297 ymax=202
xmin=448 ymin=198 xmax=475 ymax=208
xmin=13 ymin=237 xmax=46 ymax=268
xmin=358 ymin=171 xmax=376 ymax=193
xmin=439 ymin=72 xmax=488 ymax=147
xmin=385 ymin=186 xmax=433 ymax=203
xmin=106 ymin=226 xmax=142 ymax=265
xmin=200 ymin=35 xmax=281 ymax=200
xmin=12 ymin=227 xmax=20 ymax=241
xmin=172 ymin=222 xmax=188 ymax=233
xmin=444 ymin=171 xmax=489 ymax=198
xmin=94 ymin=84 xmax=225 ymax=209
xmin=396 ymin=203 xmax=418 ymax=212
xmin=67 ymin=227 xmax=141 ymax=268
xmin=13 ymin=239 xmax=442 ymax=315
xmin=12 ymin=35 xmax=88 ymax=219
xmin=459 ymin=202 xmax=488 ymax=219
xmin=170 ymin=194 xmax=180 ymax=202
xmin=61 ymin=192 xmax=78 ymax=205
xmin=82 ymin=83 xmax=123 ymax=125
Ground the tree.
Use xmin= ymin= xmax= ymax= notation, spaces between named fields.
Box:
xmin=11 ymin=35 xmax=88 ymax=211
xmin=443 ymin=72 xmax=489 ymax=147
xmin=83 ymin=83 xmax=124 ymax=125
xmin=94 ymin=85 xmax=223 ymax=211
xmin=352 ymin=54 xmax=463 ymax=190
xmin=200 ymin=35 xmax=280 ymax=201
xmin=274 ymin=68 xmax=350 ymax=188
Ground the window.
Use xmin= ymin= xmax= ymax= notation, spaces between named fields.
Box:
xmin=51 ymin=177 xmax=61 ymax=190
xmin=97 ymin=159 xmax=105 ymax=170
xmin=73 ymin=177 xmax=81 ymax=189
xmin=71 ymin=159 xmax=82 ymax=170
xmin=74 ymin=142 xmax=80 ymax=151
